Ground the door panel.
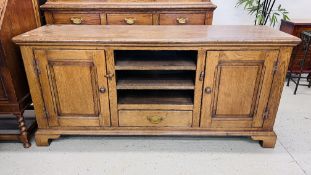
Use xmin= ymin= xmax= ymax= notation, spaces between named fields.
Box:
xmin=201 ymin=50 xmax=279 ymax=128
xmin=214 ymin=62 xmax=262 ymax=118
xmin=51 ymin=62 xmax=98 ymax=116
xmin=34 ymin=49 xmax=110 ymax=127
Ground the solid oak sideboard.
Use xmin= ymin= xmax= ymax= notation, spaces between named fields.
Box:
xmin=13 ymin=25 xmax=300 ymax=148
xmin=41 ymin=0 xmax=217 ymax=25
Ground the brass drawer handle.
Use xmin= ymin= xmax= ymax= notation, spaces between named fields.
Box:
xmin=99 ymin=87 xmax=106 ymax=93
xmin=205 ymin=87 xmax=212 ymax=94
xmin=104 ymin=73 xmax=114 ymax=79
xmin=70 ymin=17 xmax=83 ymax=24
xmin=147 ymin=116 xmax=164 ymax=124
xmin=124 ymin=18 xmax=136 ymax=25
xmin=176 ymin=17 xmax=188 ymax=24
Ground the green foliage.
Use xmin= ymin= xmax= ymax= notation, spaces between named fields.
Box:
xmin=236 ymin=0 xmax=289 ymax=27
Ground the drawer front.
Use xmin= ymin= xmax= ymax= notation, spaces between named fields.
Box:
xmin=159 ymin=13 xmax=206 ymax=25
xmin=52 ymin=13 xmax=101 ymax=25
xmin=107 ymin=13 xmax=153 ymax=25
xmin=119 ymin=110 xmax=193 ymax=127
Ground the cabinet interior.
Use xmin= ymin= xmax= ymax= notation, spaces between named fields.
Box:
xmin=117 ymin=90 xmax=194 ymax=109
xmin=116 ymin=70 xmax=196 ymax=90
xmin=114 ymin=50 xmax=197 ymax=70
xmin=114 ymin=50 xmax=198 ymax=109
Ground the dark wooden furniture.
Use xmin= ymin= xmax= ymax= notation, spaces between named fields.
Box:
xmin=13 ymin=25 xmax=300 ymax=148
xmin=0 ymin=0 xmax=39 ymax=148
xmin=280 ymin=19 xmax=311 ymax=93
xmin=32 ymin=0 xmax=48 ymax=26
xmin=41 ymin=0 xmax=217 ymax=25
xmin=287 ymin=31 xmax=311 ymax=94
xmin=0 ymin=113 xmax=36 ymax=145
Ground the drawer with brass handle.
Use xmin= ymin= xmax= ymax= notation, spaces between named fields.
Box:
xmin=159 ymin=13 xmax=206 ymax=25
xmin=147 ymin=116 xmax=164 ymax=124
xmin=52 ymin=13 xmax=101 ymax=25
xmin=124 ymin=18 xmax=136 ymax=25
xmin=107 ymin=13 xmax=153 ymax=25
xmin=119 ymin=110 xmax=193 ymax=127
xmin=70 ymin=17 xmax=83 ymax=25
xmin=176 ymin=17 xmax=188 ymax=24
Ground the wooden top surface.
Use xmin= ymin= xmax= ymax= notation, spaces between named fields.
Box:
xmin=41 ymin=0 xmax=216 ymax=9
xmin=282 ymin=19 xmax=311 ymax=25
xmin=13 ymin=25 xmax=301 ymax=46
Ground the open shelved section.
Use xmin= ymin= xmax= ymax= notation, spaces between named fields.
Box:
xmin=114 ymin=50 xmax=198 ymax=110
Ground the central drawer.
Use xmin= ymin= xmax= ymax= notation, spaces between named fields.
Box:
xmin=119 ymin=110 xmax=193 ymax=127
xmin=107 ymin=13 xmax=153 ymax=25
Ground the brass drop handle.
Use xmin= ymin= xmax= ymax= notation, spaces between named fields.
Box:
xmin=104 ymin=73 xmax=114 ymax=80
xmin=70 ymin=17 xmax=83 ymax=24
xmin=99 ymin=87 xmax=106 ymax=93
xmin=176 ymin=17 xmax=188 ymax=24
xmin=124 ymin=18 xmax=136 ymax=25
xmin=205 ymin=87 xmax=212 ymax=94
xmin=147 ymin=116 xmax=164 ymax=124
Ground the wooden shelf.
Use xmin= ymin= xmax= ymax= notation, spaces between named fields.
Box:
xmin=118 ymin=90 xmax=194 ymax=110
xmin=115 ymin=57 xmax=196 ymax=70
xmin=117 ymin=77 xmax=194 ymax=90
xmin=114 ymin=50 xmax=197 ymax=70
xmin=116 ymin=70 xmax=195 ymax=90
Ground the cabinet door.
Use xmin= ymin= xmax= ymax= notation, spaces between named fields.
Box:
xmin=201 ymin=51 xmax=279 ymax=128
xmin=34 ymin=49 xmax=110 ymax=127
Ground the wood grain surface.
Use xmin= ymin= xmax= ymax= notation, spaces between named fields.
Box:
xmin=14 ymin=25 xmax=300 ymax=148
xmin=13 ymin=25 xmax=300 ymax=46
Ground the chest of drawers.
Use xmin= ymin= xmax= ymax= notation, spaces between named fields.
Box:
xmin=13 ymin=25 xmax=300 ymax=148
xmin=41 ymin=0 xmax=217 ymax=25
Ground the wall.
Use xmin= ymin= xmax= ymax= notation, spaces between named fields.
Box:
xmin=213 ymin=0 xmax=311 ymax=27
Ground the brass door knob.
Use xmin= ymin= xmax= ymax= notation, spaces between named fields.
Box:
xmin=124 ymin=18 xmax=136 ymax=25
xmin=176 ymin=17 xmax=188 ymax=24
xmin=205 ymin=87 xmax=212 ymax=94
xmin=99 ymin=87 xmax=106 ymax=93
xmin=70 ymin=17 xmax=83 ymax=24
xmin=147 ymin=116 xmax=164 ymax=124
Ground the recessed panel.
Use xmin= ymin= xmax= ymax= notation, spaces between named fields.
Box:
xmin=213 ymin=64 xmax=262 ymax=118
xmin=51 ymin=63 xmax=98 ymax=116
